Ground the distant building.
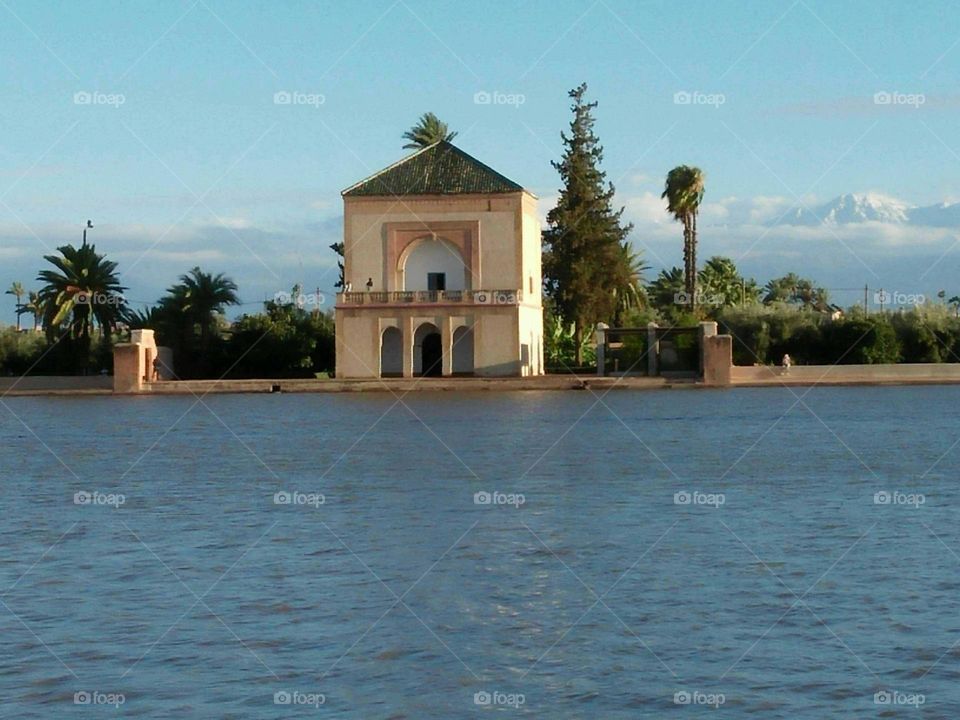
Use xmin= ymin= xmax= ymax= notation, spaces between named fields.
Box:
xmin=335 ymin=141 xmax=544 ymax=378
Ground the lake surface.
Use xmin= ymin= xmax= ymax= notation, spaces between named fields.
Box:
xmin=1 ymin=387 xmax=959 ymax=718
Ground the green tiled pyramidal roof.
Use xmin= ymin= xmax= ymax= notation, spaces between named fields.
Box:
xmin=342 ymin=141 xmax=524 ymax=197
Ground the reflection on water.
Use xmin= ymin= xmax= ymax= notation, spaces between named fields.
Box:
xmin=1 ymin=387 xmax=959 ymax=717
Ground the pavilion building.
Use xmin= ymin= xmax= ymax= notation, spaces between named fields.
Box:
xmin=335 ymin=141 xmax=544 ymax=378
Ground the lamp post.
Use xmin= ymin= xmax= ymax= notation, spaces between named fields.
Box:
xmin=82 ymin=219 xmax=93 ymax=246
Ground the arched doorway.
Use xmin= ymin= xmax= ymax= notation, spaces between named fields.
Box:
xmin=452 ymin=326 xmax=474 ymax=375
xmin=414 ymin=323 xmax=442 ymax=377
xmin=380 ymin=327 xmax=402 ymax=377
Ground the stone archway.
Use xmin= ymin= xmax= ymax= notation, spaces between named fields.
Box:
xmin=380 ymin=327 xmax=402 ymax=377
xmin=414 ymin=322 xmax=442 ymax=377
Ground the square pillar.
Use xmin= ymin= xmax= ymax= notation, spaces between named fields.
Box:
xmin=402 ymin=318 xmax=414 ymax=378
xmin=441 ymin=317 xmax=454 ymax=377
xmin=647 ymin=322 xmax=659 ymax=376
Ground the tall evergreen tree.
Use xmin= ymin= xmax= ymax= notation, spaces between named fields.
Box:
xmin=542 ymin=83 xmax=634 ymax=364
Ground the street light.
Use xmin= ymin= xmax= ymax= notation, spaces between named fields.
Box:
xmin=82 ymin=219 xmax=93 ymax=245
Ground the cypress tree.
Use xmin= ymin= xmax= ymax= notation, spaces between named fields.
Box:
xmin=543 ymin=83 xmax=634 ymax=364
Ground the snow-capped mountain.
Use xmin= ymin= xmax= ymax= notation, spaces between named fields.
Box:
xmin=778 ymin=193 xmax=960 ymax=227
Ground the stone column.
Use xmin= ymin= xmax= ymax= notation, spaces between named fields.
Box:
xmin=402 ymin=318 xmax=414 ymax=378
xmin=441 ymin=317 xmax=454 ymax=377
xmin=594 ymin=322 xmax=609 ymax=376
xmin=699 ymin=321 xmax=718 ymax=376
xmin=703 ymin=334 xmax=733 ymax=387
xmin=647 ymin=322 xmax=659 ymax=377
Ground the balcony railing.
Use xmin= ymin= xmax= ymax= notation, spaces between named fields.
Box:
xmin=337 ymin=289 xmax=522 ymax=306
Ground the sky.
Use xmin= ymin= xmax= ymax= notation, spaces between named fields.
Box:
xmin=2 ymin=0 xmax=960 ymax=319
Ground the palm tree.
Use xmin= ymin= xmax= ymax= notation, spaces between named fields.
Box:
xmin=171 ymin=267 xmax=240 ymax=358
xmin=648 ymin=267 xmax=686 ymax=312
xmin=37 ymin=243 xmax=126 ymax=350
xmin=662 ymin=166 xmax=705 ymax=312
xmin=25 ymin=291 xmax=43 ymax=331
xmin=402 ymin=112 xmax=457 ymax=149
xmin=5 ymin=281 xmax=25 ymax=330
xmin=612 ymin=242 xmax=648 ymax=324
xmin=699 ymin=256 xmax=760 ymax=309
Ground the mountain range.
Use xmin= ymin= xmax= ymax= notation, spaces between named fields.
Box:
xmin=777 ymin=193 xmax=960 ymax=227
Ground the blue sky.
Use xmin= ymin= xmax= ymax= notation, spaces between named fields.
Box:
xmin=2 ymin=0 xmax=960 ymax=318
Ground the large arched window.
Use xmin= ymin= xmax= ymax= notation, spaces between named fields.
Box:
xmin=401 ymin=237 xmax=467 ymax=292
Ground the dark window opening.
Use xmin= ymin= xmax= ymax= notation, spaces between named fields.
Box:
xmin=427 ymin=273 xmax=446 ymax=291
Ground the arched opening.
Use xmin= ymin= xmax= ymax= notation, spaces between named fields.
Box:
xmin=401 ymin=237 xmax=467 ymax=291
xmin=414 ymin=323 xmax=442 ymax=377
xmin=452 ymin=326 xmax=474 ymax=375
xmin=380 ymin=327 xmax=402 ymax=377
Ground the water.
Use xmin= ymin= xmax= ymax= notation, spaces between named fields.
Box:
xmin=0 ymin=386 xmax=958 ymax=718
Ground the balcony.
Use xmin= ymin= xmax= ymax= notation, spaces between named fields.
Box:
xmin=337 ymin=289 xmax=522 ymax=306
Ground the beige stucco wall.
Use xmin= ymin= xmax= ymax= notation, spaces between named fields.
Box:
xmin=336 ymin=305 xmax=527 ymax=378
xmin=344 ymin=194 xmax=528 ymax=291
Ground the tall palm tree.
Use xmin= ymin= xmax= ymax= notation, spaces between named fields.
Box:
xmin=5 ymin=281 xmax=25 ymax=330
xmin=37 ymin=243 xmax=126 ymax=347
xmin=402 ymin=112 xmax=457 ymax=149
xmin=171 ymin=267 xmax=240 ymax=357
xmin=662 ymin=166 xmax=705 ymax=312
